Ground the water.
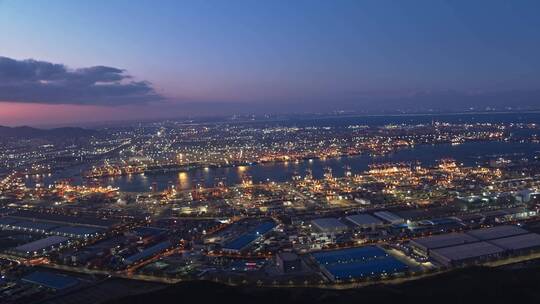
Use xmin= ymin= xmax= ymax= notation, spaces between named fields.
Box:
xmin=26 ymin=112 xmax=540 ymax=192
xmin=26 ymin=141 xmax=540 ymax=192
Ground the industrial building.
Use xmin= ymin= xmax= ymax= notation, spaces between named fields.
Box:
xmin=311 ymin=218 xmax=349 ymax=233
xmin=373 ymin=211 xmax=405 ymax=224
xmin=416 ymin=217 xmax=464 ymax=230
xmin=0 ymin=217 xmax=19 ymax=226
xmin=465 ymin=225 xmax=528 ymax=241
xmin=481 ymin=207 xmax=536 ymax=223
xmin=6 ymin=210 xmax=119 ymax=229
xmin=123 ymin=241 xmax=172 ymax=265
xmin=275 ymin=252 xmax=302 ymax=273
xmin=0 ymin=213 xmax=112 ymax=240
xmin=221 ymin=221 xmax=276 ymax=253
xmin=429 ymin=241 xmax=504 ymax=266
xmin=51 ymin=226 xmax=104 ymax=239
xmin=409 ymin=225 xmax=540 ymax=266
xmin=11 ymin=236 xmax=70 ymax=257
xmin=489 ymin=233 xmax=540 ymax=252
xmin=345 ymin=214 xmax=384 ymax=229
xmin=410 ymin=233 xmax=478 ymax=255
xmin=6 ymin=220 xmax=59 ymax=234
xmin=312 ymin=246 xmax=408 ymax=281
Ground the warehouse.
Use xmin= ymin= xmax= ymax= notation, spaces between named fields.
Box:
xmin=489 ymin=233 xmax=540 ymax=252
xmin=1 ymin=214 xmax=114 ymax=239
xmin=410 ymin=233 xmax=478 ymax=255
xmin=0 ymin=217 xmax=19 ymax=227
xmin=222 ymin=221 xmax=276 ymax=253
xmin=313 ymin=246 xmax=387 ymax=265
xmin=312 ymin=246 xmax=408 ymax=281
xmin=123 ymin=241 xmax=171 ymax=265
xmin=311 ymin=218 xmax=349 ymax=233
xmin=12 ymin=236 xmax=70 ymax=257
xmin=345 ymin=214 xmax=384 ymax=229
xmin=8 ymin=220 xmax=59 ymax=234
xmin=430 ymin=241 xmax=504 ymax=266
xmin=322 ymin=257 xmax=408 ymax=281
xmin=373 ymin=211 xmax=405 ymax=224
xmin=466 ymin=225 xmax=528 ymax=241
xmin=51 ymin=226 xmax=104 ymax=239
xmin=7 ymin=210 xmax=119 ymax=229
xmin=275 ymin=252 xmax=302 ymax=273
xmin=418 ymin=217 xmax=464 ymax=230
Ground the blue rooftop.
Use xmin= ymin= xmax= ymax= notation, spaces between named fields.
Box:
xmin=325 ymin=256 xmax=408 ymax=279
xmin=124 ymin=241 xmax=171 ymax=265
xmin=223 ymin=234 xmax=258 ymax=251
xmin=253 ymin=221 xmax=276 ymax=235
xmin=312 ymin=246 xmax=408 ymax=280
xmin=312 ymin=246 xmax=388 ymax=265
xmin=223 ymin=221 xmax=276 ymax=251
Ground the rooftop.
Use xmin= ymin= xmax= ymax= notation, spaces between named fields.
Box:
xmin=489 ymin=233 xmax=540 ymax=251
xmin=411 ymin=233 xmax=478 ymax=250
xmin=277 ymin=252 xmax=300 ymax=261
xmin=311 ymin=218 xmax=348 ymax=231
xmin=124 ymin=241 xmax=171 ymax=265
xmin=466 ymin=225 xmax=529 ymax=241
xmin=222 ymin=221 xmax=276 ymax=251
xmin=324 ymin=256 xmax=408 ymax=280
xmin=52 ymin=226 xmax=104 ymax=237
xmin=430 ymin=241 xmax=504 ymax=263
xmin=312 ymin=246 xmax=408 ymax=280
xmin=14 ymin=236 xmax=69 ymax=253
xmin=8 ymin=210 xmax=119 ymax=228
xmin=10 ymin=220 xmax=59 ymax=231
xmin=373 ymin=211 xmax=404 ymax=223
xmin=312 ymin=246 xmax=388 ymax=265
xmin=345 ymin=214 xmax=384 ymax=227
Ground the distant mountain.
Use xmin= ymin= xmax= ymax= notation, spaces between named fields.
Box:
xmin=0 ymin=125 xmax=99 ymax=139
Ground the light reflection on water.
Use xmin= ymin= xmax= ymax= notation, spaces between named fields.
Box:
xmin=26 ymin=141 xmax=540 ymax=192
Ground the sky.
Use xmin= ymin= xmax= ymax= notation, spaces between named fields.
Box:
xmin=1 ymin=0 xmax=540 ymax=126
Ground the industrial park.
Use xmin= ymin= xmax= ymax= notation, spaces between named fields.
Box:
xmin=2 ymin=1 xmax=540 ymax=302
xmin=2 ymin=114 xmax=540 ymax=303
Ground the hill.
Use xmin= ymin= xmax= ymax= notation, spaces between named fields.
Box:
xmin=0 ymin=125 xmax=98 ymax=139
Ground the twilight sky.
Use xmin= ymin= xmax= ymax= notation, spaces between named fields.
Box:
xmin=1 ymin=0 xmax=540 ymax=126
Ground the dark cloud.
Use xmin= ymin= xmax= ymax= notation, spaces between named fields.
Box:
xmin=0 ymin=56 xmax=162 ymax=105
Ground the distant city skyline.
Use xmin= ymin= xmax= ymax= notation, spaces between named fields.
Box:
xmin=1 ymin=0 xmax=540 ymax=126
